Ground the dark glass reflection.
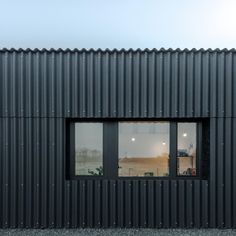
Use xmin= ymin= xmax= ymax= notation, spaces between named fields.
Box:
xmin=75 ymin=123 xmax=103 ymax=176
xmin=177 ymin=123 xmax=197 ymax=176
xmin=119 ymin=122 xmax=170 ymax=177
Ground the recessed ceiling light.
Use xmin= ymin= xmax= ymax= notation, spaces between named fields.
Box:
xmin=162 ymin=142 xmax=166 ymax=145
xmin=183 ymin=133 xmax=187 ymax=137
xmin=131 ymin=137 xmax=135 ymax=142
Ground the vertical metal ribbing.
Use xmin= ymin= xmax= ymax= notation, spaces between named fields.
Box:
xmin=201 ymin=180 xmax=209 ymax=228
xmin=132 ymin=180 xmax=139 ymax=227
xmin=194 ymin=180 xmax=201 ymax=228
xmin=179 ymin=52 xmax=186 ymax=117
xmin=209 ymin=119 xmax=217 ymax=227
xmin=186 ymin=52 xmax=194 ymax=117
xmin=79 ymin=180 xmax=86 ymax=228
xmin=102 ymin=180 xmax=109 ymax=227
xmin=110 ymin=53 xmax=118 ymax=118
xmin=71 ymin=52 xmax=79 ymax=117
xmin=147 ymin=52 xmax=155 ymax=118
xmin=225 ymin=118 xmax=232 ymax=227
xmin=110 ymin=180 xmax=117 ymax=227
xmin=10 ymin=119 xmax=17 ymax=227
xmin=79 ymin=52 xmax=86 ymax=118
xmin=217 ymin=118 xmax=225 ymax=228
xmin=194 ymin=52 xmax=202 ymax=117
xmin=2 ymin=118 xmax=9 ymax=227
xmin=33 ymin=53 xmax=40 ymax=117
xmin=178 ymin=180 xmax=185 ymax=228
xmin=140 ymin=180 xmax=147 ymax=227
xmin=140 ymin=52 xmax=148 ymax=118
xmin=225 ymin=53 xmax=233 ymax=117
xmin=33 ymin=118 xmax=40 ymax=228
xmin=0 ymin=54 xmax=2 ymax=117
xmin=55 ymin=52 xmax=63 ymax=117
xmin=202 ymin=52 xmax=210 ymax=117
xmin=49 ymin=53 xmax=56 ymax=118
xmin=124 ymin=180 xmax=132 ymax=227
xmin=87 ymin=52 xmax=94 ymax=117
xmin=41 ymin=52 xmax=48 ymax=117
xmin=155 ymin=180 xmax=163 ymax=228
xmin=1 ymin=49 xmax=236 ymax=229
xmin=10 ymin=52 xmax=17 ymax=117
xmin=117 ymin=180 xmax=124 ymax=227
xmin=94 ymin=52 xmax=102 ymax=118
xmin=171 ymin=52 xmax=178 ymax=117
xmin=40 ymin=119 xmax=48 ymax=228
xmin=25 ymin=118 xmax=33 ymax=227
xmin=125 ymin=53 xmax=132 ymax=118
xmin=87 ymin=180 xmax=94 ymax=227
xmin=163 ymin=52 xmax=171 ymax=118
xmin=163 ymin=181 xmax=170 ymax=228
xmin=117 ymin=52 xmax=125 ymax=117
xmin=56 ymin=118 xmax=63 ymax=228
xmin=147 ymin=180 xmax=154 ymax=228
xmin=170 ymin=180 xmax=178 ymax=228
xmin=65 ymin=52 xmax=71 ymax=117
xmin=186 ymin=180 xmax=193 ymax=228
xmin=102 ymin=52 xmax=110 ymax=117
xmin=49 ymin=119 xmax=56 ymax=227
xmin=133 ymin=52 xmax=140 ymax=117
xmin=2 ymin=52 xmax=9 ymax=117
xmin=94 ymin=180 xmax=101 ymax=227
xmin=218 ymin=53 xmax=225 ymax=118
xmin=18 ymin=119 xmax=25 ymax=227
xmin=0 ymin=119 xmax=2 ymax=228
xmin=25 ymin=53 xmax=33 ymax=117
xmin=209 ymin=53 xmax=217 ymax=117
xmin=71 ymin=180 xmax=78 ymax=228
xmin=233 ymin=54 xmax=236 ymax=117
xmin=0 ymin=49 xmax=234 ymax=119
xmin=233 ymin=118 xmax=236 ymax=228
xmin=155 ymin=52 xmax=164 ymax=118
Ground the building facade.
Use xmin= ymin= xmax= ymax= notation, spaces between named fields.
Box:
xmin=0 ymin=48 xmax=235 ymax=228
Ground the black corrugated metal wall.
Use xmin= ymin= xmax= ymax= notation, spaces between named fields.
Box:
xmin=0 ymin=49 xmax=236 ymax=228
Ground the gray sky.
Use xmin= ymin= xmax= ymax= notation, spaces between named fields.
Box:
xmin=1 ymin=0 xmax=235 ymax=49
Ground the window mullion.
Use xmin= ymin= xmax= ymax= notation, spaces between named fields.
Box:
xmin=103 ymin=122 xmax=118 ymax=179
xmin=170 ymin=122 xmax=177 ymax=178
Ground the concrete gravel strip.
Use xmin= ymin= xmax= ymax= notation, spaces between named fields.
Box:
xmin=0 ymin=229 xmax=236 ymax=236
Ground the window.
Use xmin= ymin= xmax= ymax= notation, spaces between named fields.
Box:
xmin=68 ymin=120 xmax=206 ymax=179
xmin=119 ymin=122 xmax=170 ymax=177
xmin=177 ymin=123 xmax=197 ymax=176
xmin=74 ymin=123 xmax=103 ymax=176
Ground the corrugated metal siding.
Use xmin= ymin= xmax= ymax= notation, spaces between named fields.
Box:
xmin=1 ymin=49 xmax=236 ymax=118
xmin=0 ymin=49 xmax=236 ymax=228
xmin=0 ymin=119 xmax=210 ymax=228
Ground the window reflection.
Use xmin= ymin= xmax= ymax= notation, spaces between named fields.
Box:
xmin=118 ymin=122 xmax=170 ymax=177
xmin=177 ymin=123 xmax=197 ymax=176
xmin=75 ymin=123 xmax=103 ymax=176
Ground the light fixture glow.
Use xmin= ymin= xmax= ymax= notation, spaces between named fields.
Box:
xmin=131 ymin=137 xmax=135 ymax=142
xmin=183 ymin=133 xmax=187 ymax=137
xmin=162 ymin=142 xmax=166 ymax=146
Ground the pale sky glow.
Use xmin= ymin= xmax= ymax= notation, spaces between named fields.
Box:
xmin=0 ymin=0 xmax=236 ymax=49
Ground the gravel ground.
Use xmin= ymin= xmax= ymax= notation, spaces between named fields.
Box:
xmin=0 ymin=229 xmax=236 ymax=236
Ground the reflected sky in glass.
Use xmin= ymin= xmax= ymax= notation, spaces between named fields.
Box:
xmin=119 ymin=122 xmax=169 ymax=158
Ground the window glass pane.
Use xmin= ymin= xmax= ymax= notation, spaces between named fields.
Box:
xmin=177 ymin=123 xmax=197 ymax=176
xmin=119 ymin=122 xmax=170 ymax=177
xmin=75 ymin=123 xmax=103 ymax=176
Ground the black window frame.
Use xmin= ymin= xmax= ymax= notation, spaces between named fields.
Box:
xmin=66 ymin=118 xmax=207 ymax=180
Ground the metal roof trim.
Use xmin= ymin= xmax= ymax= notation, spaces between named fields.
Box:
xmin=0 ymin=48 xmax=235 ymax=53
